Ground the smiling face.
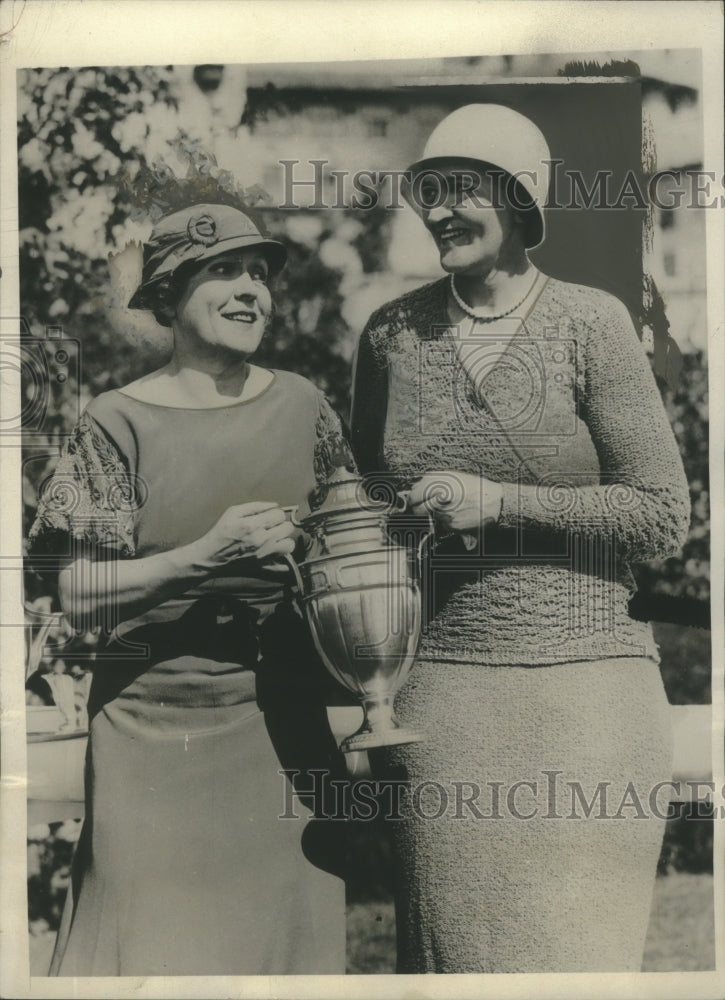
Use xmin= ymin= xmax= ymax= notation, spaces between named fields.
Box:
xmin=171 ymin=249 xmax=273 ymax=359
xmin=418 ymin=162 xmax=522 ymax=277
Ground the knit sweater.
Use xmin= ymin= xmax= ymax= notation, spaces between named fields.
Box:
xmin=350 ymin=275 xmax=690 ymax=666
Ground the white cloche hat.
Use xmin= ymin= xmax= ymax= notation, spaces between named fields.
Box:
xmin=404 ymin=104 xmax=551 ymax=248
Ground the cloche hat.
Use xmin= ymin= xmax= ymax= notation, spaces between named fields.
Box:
xmin=128 ymin=203 xmax=287 ymax=310
xmin=403 ymin=104 xmax=551 ymax=248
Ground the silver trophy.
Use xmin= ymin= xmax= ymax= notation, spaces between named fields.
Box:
xmin=286 ymin=472 xmax=432 ymax=753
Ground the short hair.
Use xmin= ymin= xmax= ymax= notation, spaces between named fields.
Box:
xmin=147 ymin=260 xmax=201 ymax=328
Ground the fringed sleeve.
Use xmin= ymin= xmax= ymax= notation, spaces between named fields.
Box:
xmin=311 ymin=395 xmax=357 ymax=510
xmin=28 ymin=411 xmax=139 ymax=563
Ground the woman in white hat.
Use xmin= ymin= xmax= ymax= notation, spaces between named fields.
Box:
xmin=30 ymin=201 xmax=353 ymax=975
xmin=351 ymin=105 xmax=690 ymax=972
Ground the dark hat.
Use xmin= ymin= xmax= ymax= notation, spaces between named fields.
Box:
xmin=128 ymin=203 xmax=287 ymax=310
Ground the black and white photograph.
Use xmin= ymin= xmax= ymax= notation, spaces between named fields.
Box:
xmin=0 ymin=2 xmax=723 ymax=998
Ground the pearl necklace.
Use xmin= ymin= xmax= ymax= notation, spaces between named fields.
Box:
xmin=449 ymin=273 xmax=538 ymax=322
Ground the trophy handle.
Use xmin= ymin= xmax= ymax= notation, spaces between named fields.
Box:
xmin=396 ymin=490 xmax=437 ymax=563
xmin=282 ymin=504 xmax=303 ymax=527
xmin=283 ymin=552 xmax=305 ymax=596
xmin=393 ymin=490 xmax=410 ymax=512
xmin=416 ymin=509 xmax=436 ymax=565
xmin=397 ymin=491 xmax=475 ymax=553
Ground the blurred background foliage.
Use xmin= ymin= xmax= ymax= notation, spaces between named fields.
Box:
xmin=18 ymin=66 xmax=712 ymax=930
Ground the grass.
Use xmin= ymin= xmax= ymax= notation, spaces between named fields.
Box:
xmin=642 ymin=873 xmax=716 ymax=971
xmin=346 ymin=901 xmax=398 ymax=975
xmin=346 ymin=872 xmax=715 ymax=974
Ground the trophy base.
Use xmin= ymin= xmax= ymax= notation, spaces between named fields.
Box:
xmin=340 ymin=726 xmax=425 ymax=753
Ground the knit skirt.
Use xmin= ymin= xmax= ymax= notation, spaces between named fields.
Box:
xmin=381 ymin=656 xmax=673 ymax=974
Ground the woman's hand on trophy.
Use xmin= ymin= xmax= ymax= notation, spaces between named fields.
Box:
xmin=408 ymin=472 xmax=503 ymax=534
xmin=189 ymin=501 xmax=299 ymax=571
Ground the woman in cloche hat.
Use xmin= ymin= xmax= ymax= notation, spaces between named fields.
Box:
xmin=352 ymin=104 xmax=690 ymax=973
xmin=30 ymin=202 xmax=354 ymax=975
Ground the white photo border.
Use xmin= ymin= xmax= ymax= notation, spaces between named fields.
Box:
xmin=1 ymin=2 xmax=722 ymax=999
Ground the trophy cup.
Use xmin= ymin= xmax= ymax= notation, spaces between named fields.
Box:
xmin=286 ymin=472 xmax=432 ymax=753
